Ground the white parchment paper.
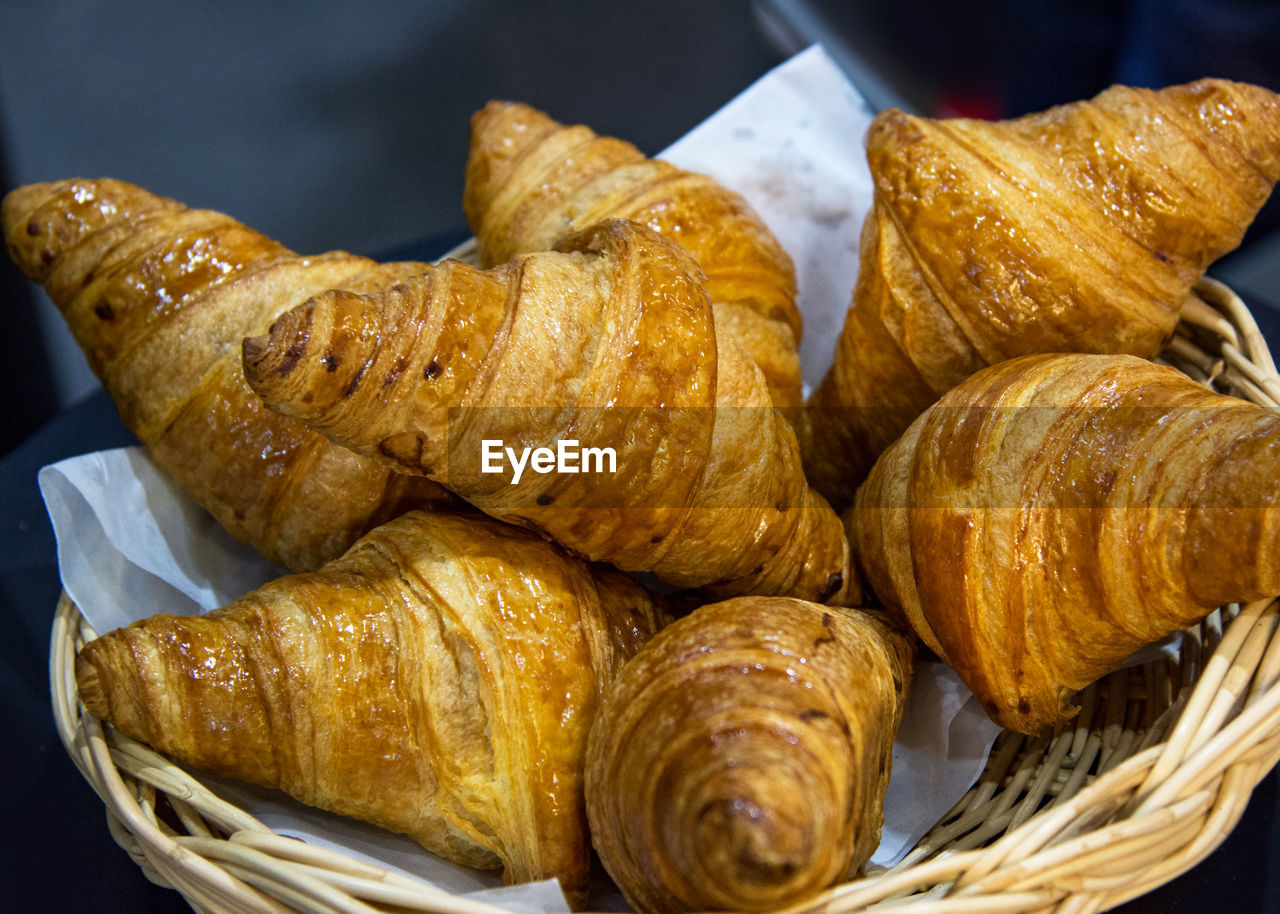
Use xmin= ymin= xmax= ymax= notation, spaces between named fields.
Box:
xmin=39 ymin=44 xmax=1001 ymax=910
xmin=662 ymin=43 xmax=876 ymax=389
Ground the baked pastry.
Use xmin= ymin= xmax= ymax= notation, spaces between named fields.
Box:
xmin=3 ymin=178 xmax=458 ymax=570
xmin=804 ymin=79 xmax=1280 ymax=507
xmin=464 ymin=100 xmax=804 ymax=407
xmin=849 ymin=352 xmax=1280 ymax=733
xmin=243 ymin=218 xmax=850 ymax=603
xmin=75 ymin=510 xmax=670 ymax=905
xmin=585 ymin=596 xmax=913 ymax=913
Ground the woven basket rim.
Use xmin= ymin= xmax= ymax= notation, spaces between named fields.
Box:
xmin=48 ymin=275 xmax=1280 ymax=914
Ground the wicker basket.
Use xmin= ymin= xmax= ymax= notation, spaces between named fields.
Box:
xmin=49 ymin=275 xmax=1280 ymax=914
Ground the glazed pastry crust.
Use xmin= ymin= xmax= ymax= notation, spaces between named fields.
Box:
xmin=804 ymin=79 xmax=1280 ymax=505
xmin=76 ymin=511 xmax=670 ymax=903
xmin=2 ymin=178 xmax=458 ymax=570
xmin=850 ymin=353 xmax=1280 ymax=733
xmin=585 ymin=597 xmax=913 ymax=913
xmin=243 ymin=219 xmax=850 ymax=603
xmin=465 ymin=100 xmax=804 ymax=407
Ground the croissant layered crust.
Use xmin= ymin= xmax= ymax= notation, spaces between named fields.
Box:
xmin=850 ymin=353 xmax=1280 ymax=733
xmin=14 ymin=69 xmax=1280 ymax=907
xmin=243 ymin=218 xmax=850 ymax=603
xmin=464 ymin=100 xmax=804 ymax=407
xmin=75 ymin=510 xmax=670 ymax=903
xmin=585 ymin=597 xmax=913 ymax=913
xmin=2 ymin=178 xmax=458 ymax=570
xmin=805 ymin=78 xmax=1280 ymax=505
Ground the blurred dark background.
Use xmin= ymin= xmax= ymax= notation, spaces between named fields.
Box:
xmin=2 ymin=2 xmax=1280 ymax=912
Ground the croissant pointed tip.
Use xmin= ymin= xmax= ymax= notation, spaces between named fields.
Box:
xmin=472 ymin=98 xmax=521 ymax=123
xmin=688 ymin=781 xmax=827 ymax=905
xmin=241 ymin=334 xmax=266 ymax=368
xmin=1 ymin=181 xmax=42 ymax=228
xmin=472 ymin=98 xmax=544 ymax=130
xmin=75 ymin=648 xmax=110 ymax=720
xmin=2 ymin=180 xmax=74 ymax=280
xmin=240 ymin=328 xmax=286 ymax=395
xmin=242 ymin=304 xmax=316 ymax=393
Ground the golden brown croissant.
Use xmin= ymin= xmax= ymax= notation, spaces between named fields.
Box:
xmin=804 ymin=79 xmax=1280 ymax=507
xmin=242 ymin=218 xmax=850 ymax=603
xmin=584 ymin=596 xmax=913 ymax=913
xmin=464 ymin=100 xmax=804 ymax=407
xmin=3 ymin=178 xmax=459 ymax=570
xmin=75 ymin=510 xmax=669 ymax=904
xmin=850 ymin=352 xmax=1280 ymax=734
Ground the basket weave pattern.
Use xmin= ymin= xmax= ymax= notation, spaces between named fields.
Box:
xmin=49 ymin=277 xmax=1280 ymax=914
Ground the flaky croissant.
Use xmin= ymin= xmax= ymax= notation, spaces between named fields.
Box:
xmin=243 ymin=218 xmax=850 ymax=603
xmin=585 ymin=596 xmax=913 ymax=913
xmin=75 ymin=510 xmax=669 ymax=904
xmin=850 ymin=352 xmax=1280 ymax=734
xmin=804 ymin=79 xmax=1280 ymax=507
xmin=464 ymin=100 xmax=804 ymax=407
xmin=3 ymin=178 xmax=458 ymax=570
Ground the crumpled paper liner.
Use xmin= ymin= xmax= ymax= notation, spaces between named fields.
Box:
xmin=39 ymin=44 xmax=1002 ymax=912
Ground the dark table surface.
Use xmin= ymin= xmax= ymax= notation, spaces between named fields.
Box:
xmin=4 ymin=317 xmax=1280 ymax=912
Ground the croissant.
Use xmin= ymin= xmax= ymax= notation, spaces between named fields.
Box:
xmin=75 ymin=510 xmax=669 ymax=904
xmin=3 ymin=178 xmax=460 ymax=570
xmin=584 ymin=596 xmax=913 ymax=913
xmin=804 ymin=78 xmax=1280 ymax=507
xmin=850 ymin=352 xmax=1280 ymax=734
xmin=464 ymin=100 xmax=804 ymax=407
xmin=242 ymin=218 xmax=850 ymax=603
